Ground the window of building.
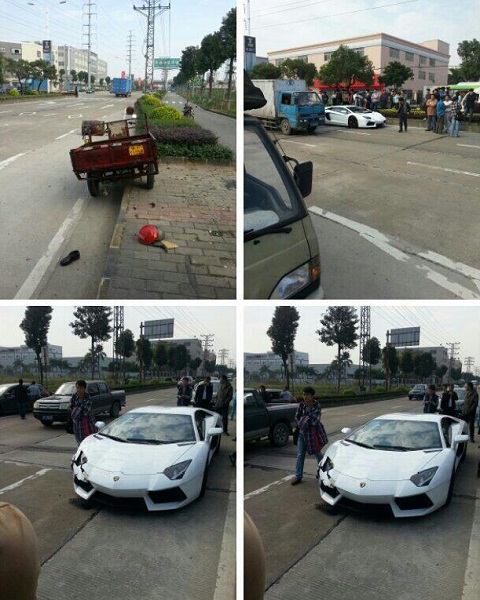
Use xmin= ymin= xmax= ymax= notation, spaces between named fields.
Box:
xmin=405 ymin=51 xmax=414 ymax=61
xmin=429 ymin=58 xmax=435 ymax=67
xmin=419 ymin=55 xmax=427 ymax=65
xmin=10 ymin=48 xmax=21 ymax=55
xmin=297 ymin=55 xmax=308 ymax=62
xmin=37 ymin=51 xmax=41 ymax=58
xmin=389 ymin=47 xmax=400 ymax=58
xmin=324 ymin=52 xmax=332 ymax=61
xmin=419 ymin=71 xmax=426 ymax=80
xmin=428 ymin=73 xmax=435 ymax=83
xmin=0 ymin=47 xmax=5 ymax=53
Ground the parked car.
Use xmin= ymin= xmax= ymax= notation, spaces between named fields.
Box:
xmin=72 ymin=406 xmax=222 ymax=510
xmin=0 ymin=383 xmax=34 ymax=416
xmin=408 ymin=384 xmax=427 ymax=400
xmin=324 ymin=105 xmax=386 ymax=128
xmin=244 ymin=388 xmax=297 ymax=447
xmin=319 ymin=413 xmax=469 ymax=517
xmin=33 ymin=380 xmax=126 ymax=426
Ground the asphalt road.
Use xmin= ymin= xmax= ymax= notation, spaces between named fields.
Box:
xmin=272 ymin=124 xmax=480 ymax=299
xmin=244 ymin=395 xmax=480 ymax=600
xmin=0 ymin=387 xmax=236 ymax=600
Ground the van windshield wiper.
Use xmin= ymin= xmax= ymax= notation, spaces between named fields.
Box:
xmin=99 ymin=433 xmax=127 ymax=443
xmin=346 ymin=439 xmax=373 ymax=449
xmin=250 ymin=224 xmax=293 ymax=238
xmin=126 ymin=438 xmax=166 ymax=445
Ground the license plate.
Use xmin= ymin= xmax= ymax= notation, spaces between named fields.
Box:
xmin=42 ymin=416 xmax=53 ymax=422
xmin=129 ymin=144 xmax=144 ymax=156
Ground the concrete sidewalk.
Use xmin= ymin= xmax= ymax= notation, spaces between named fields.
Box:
xmin=98 ymin=159 xmax=236 ymax=299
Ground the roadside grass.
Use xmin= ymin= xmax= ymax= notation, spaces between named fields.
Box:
xmin=135 ymin=94 xmax=234 ymax=160
xmin=182 ymin=88 xmax=236 ymax=118
xmin=0 ymin=374 xmax=176 ymax=392
xmin=248 ymin=380 xmax=409 ymax=399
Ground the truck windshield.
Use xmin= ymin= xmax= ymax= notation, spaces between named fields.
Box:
xmin=295 ymin=92 xmax=321 ymax=106
xmin=244 ymin=120 xmax=304 ymax=236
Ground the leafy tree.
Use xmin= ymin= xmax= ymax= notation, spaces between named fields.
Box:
xmin=220 ymin=7 xmax=236 ymax=99
xmin=450 ymin=367 xmax=462 ymax=382
xmin=317 ymin=307 xmax=359 ymax=393
xmin=31 ymin=59 xmax=57 ymax=92
xmin=177 ymin=46 xmax=199 ymax=85
xmin=382 ymin=345 xmax=399 ymax=389
xmin=250 ymin=62 xmax=282 ymax=79
xmin=90 ymin=74 xmax=95 ymax=85
xmin=197 ymin=32 xmax=225 ymax=99
xmin=70 ymin=307 xmax=112 ymax=380
xmin=362 ymin=336 xmax=381 ymax=388
xmin=105 ymin=75 xmax=111 ymax=86
xmin=85 ymin=344 xmax=106 ymax=378
xmin=115 ymin=329 xmax=135 ymax=381
xmin=259 ymin=364 xmax=271 ymax=382
xmin=204 ymin=359 xmax=216 ymax=374
xmin=5 ymin=59 xmax=32 ymax=93
xmin=58 ymin=68 xmax=65 ymax=89
xmin=20 ymin=306 xmax=53 ymax=385
xmin=457 ymin=39 xmax=480 ymax=81
xmin=399 ymin=349 xmax=414 ymax=383
xmin=436 ymin=364 xmax=448 ymax=383
xmin=331 ymin=351 xmax=353 ymax=384
xmin=413 ymin=352 xmax=436 ymax=381
xmin=190 ymin=357 xmax=202 ymax=374
xmin=70 ymin=69 xmax=77 ymax=82
xmin=0 ymin=55 xmax=4 ymax=85
xmin=280 ymin=58 xmax=317 ymax=87
xmin=169 ymin=344 xmax=189 ymax=375
xmin=13 ymin=358 xmax=26 ymax=374
xmin=267 ymin=306 xmax=300 ymax=389
xmin=136 ymin=337 xmax=152 ymax=383
xmin=153 ymin=341 xmax=169 ymax=376
xmin=379 ymin=61 xmax=414 ymax=89
xmin=318 ymin=44 xmax=374 ymax=93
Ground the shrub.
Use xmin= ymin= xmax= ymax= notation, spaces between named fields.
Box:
xmin=126 ymin=378 xmax=140 ymax=386
xmin=8 ymin=88 xmax=20 ymax=97
xmin=374 ymin=386 xmax=385 ymax=393
xmin=150 ymin=105 xmax=183 ymax=122
xmin=141 ymin=94 xmax=163 ymax=108
xmin=342 ymin=388 xmax=356 ymax=396
xmin=24 ymin=89 xmax=38 ymax=96
xmin=156 ymin=142 xmax=233 ymax=160
xmin=150 ymin=125 xmax=218 ymax=145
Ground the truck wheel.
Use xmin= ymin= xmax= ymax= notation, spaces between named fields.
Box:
xmin=281 ymin=119 xmax=292 ymax=135
xmin=307 ymin=126 xmax=317 ymax=134
xmin=269 ymin=422 xmax=290 ymax=447
xmin=87 ymin=174 xmax=100 ymax=197
xmin=146 ymin=163 xmax=155 ymax=189
xmin=109 ymin=401 xmax=120 ymax=419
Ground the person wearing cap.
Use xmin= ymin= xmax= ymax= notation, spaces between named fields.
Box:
xmin=0 ymin=502 xmax=40 ymax=600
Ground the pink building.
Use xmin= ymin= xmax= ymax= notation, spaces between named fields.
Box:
xmin=268 ymin=33 xmax=450 ymax=100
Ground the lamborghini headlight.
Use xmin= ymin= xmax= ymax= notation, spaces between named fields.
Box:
xmin=164 ymin=460 xmax=192 ymax=480
xmin=410 ymin=467 xmax=438 ymax=487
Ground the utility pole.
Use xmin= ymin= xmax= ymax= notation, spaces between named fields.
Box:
xmin=446 ymin=342 xmax=460 ymax=383
xmin=218 ymin=348 xmax=229 ymax=365
xmin=133 ymin=1 xmax=170 ymax=93
xmin=385 ymin=331 xmax=391 ymax=391
xmin=113 ymin=306 xmax=124 ymax=381
xmin=245 ymin=0 xmax=251 ymax=34
xmin=83 ymin=1 xmax=96 ymax=91
xmin=359 ymin=306 xmax=371 ymax=390
xmin=201 ymin=334 xmax=214 ymax=375
xmin=126 ymin=30 xmax=135 ymax=79
xmin=464 ymin=356 xmax=475 ymax=376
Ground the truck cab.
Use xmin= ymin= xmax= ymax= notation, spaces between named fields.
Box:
xmin=277 ymin=90 xmax=325 ymax=135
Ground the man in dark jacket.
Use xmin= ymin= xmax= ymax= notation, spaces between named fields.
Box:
xmin=194 ymin=376 xmax=213 ymax=409
xmin=462 ymin=382 xmax=479 ymax=442
xmin=14 ymin=379 xmax=29 ymax=419
xmin=423 ymin=384 xmax=439 ymax=414
xmin=214 ymin=375 xmax=233 ymax=435
xmin=440 ymin=384 xmax=458 ymax=416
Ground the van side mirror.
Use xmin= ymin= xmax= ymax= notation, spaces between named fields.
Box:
xmin=293 ymin=161 xmax=313 ymax=198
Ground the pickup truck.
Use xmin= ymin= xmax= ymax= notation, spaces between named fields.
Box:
xmin=33 ymin=380 xmax=126 ymax=426
xmin=244 ymin=388 xmax=297 ymax=447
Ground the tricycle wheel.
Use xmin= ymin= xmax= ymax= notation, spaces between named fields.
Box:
xmin=146 ymin=163 xmax=155 ymax=190
xmin=87 ymin=174 xmax=100 ymax=197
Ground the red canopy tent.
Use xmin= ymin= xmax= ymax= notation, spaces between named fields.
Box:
xmin=313 ymin=73 xmax=384 ymax=92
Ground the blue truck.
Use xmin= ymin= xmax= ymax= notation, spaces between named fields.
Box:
xmin=246 ymin=79 xmax=325 ymax=135
xmin=112 ymin=77 xmax=132 ymax=97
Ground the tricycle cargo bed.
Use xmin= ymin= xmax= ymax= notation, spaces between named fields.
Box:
xmin=70 ymin=133 xmax=157 ymax=177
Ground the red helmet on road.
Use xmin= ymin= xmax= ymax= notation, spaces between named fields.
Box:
xmin=138 ymin=224 xmax=163 ymax=245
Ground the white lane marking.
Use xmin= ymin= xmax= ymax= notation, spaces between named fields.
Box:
xmin=407 ymin=161 xmax=480 ymax=178
xmin=19 ymin=111 xmax=37 ymax=116
xmin=392 ymin=405 xmax=405 ymax=408
xmin=0 ymin=468 xmax=51 ymax=494
xmin=43 ymin=113 xmax=57 ymax=117
xmin=68 ymin=113 xmax=83 ymax=119
xmin=340 ymin=130 xmax=371 ymax=135
xmin=14 ymin=196 xmax=89 ymax=299
xmin=101 ymin=104 xmax=114 ymax=109
xmin=283 ymin=140 xmax=317 ymax=148
xmin=0 ymin=152 xmax=26 ymax=171
xmin=1 ymin=124 xmax=10 ymax=127
xmin=462 ymin=493 xmax=480 ymax=599
xmin=245 ymin=475 xmax=295 ymax=500
xmin=358 ymin=412 xmax=375 ymax=417
xmin=309 ymin=206 xmax=480 ymax=298
xmin=55 ymin=128 xmax=77 ymax=140
xmin=213 ymin=488 xmax=236 ymax=600
xmin=0 ymin=109 xmax=13 ymax=114
xmin=457 ymin=144 xmax=480 ymax=149
xmin=417 ymin=251 xmax=480 ymax=294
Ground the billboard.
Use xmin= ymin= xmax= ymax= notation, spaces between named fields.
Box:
xmin=143 ymin=319 xmax=174 ymax=340
xmin=390 ymin=327 xmax=420 ymax=347
xmin=154 ymin=58 xmax=180 ymax=69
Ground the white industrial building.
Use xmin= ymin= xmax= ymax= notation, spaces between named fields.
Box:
xmin=244 ymin=351 xmax=309 ymax=374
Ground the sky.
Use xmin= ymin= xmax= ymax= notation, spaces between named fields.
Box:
xmin=0 ymin=305 xmax=236 ymax=363
xmin=244 ymin=305 xmax=480 ymax=373
xmin=246 ymin=0 xmax=479 ymax=66
xmin=0 ymin=0 xmax=234 ymax=80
